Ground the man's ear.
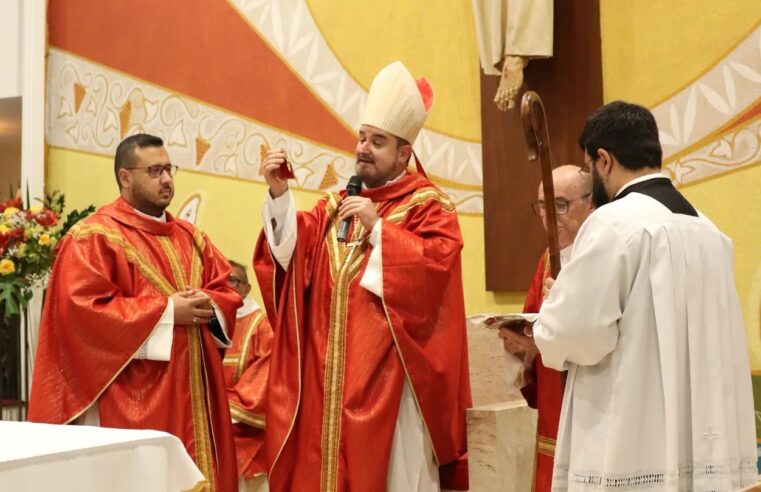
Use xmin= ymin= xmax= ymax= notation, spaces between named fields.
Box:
xmin=118 ymin=168 xmax=131 ymax=189
xmin=398 ymin=144 xmax=413 ymax=166
xmin=598 ymin=149 xmax=614 ymax=177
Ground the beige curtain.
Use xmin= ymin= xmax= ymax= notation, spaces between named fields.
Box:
xmin=471 ymin=0 xmax=553 ymax=109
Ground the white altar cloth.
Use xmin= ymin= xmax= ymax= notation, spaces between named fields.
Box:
xmin=0 ymin=421 xmax=205 ymax=491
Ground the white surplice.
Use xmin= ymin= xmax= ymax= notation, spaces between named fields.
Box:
xmin=262 ymin=189 xmax=440 ymax=492
xmin=534 ymin=187 xmax=757 ymax=491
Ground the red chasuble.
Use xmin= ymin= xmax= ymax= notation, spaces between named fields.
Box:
xmin=28 ymin=197 xmax=241 ymax=492
xmin=224 ymin=308 xmax=273 ymax=479
xmin=521 ymin=251 xmax=565 ymax=492
xmin=253 ymin=172 xmax=471 ymax=492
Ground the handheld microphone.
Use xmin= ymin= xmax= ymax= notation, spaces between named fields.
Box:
xmin=337 ymin=175 xmax=362 ymax=243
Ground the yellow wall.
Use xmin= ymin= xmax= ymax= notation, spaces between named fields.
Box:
xmin=306 ymin=0 xmax=482 ymax=142
xmin=601 ymin=1 xmax=761 ymax=107
xmin=47 ymin=147 xmax=524 ymax=316
xmin=46 ymin=0 xmax=523 ymax=318
xmin=47 ymin=2 xmax=761 ymax=335
xmin=600 ymin=2 xmax=761 ymax=367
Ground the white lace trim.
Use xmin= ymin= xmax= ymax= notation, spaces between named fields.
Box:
xmin=553 ymin=458 xmax=758 ymax=490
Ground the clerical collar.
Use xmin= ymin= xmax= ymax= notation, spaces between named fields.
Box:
xmin=133 ymin=207 xmax=167 ymax=222
xmin=237 ymin=296 xmax=260 ymax=318
xmin=615 ymin=172 xmax=668 ymax=198
xmin=362 ymin=169 xmax=407 ymax=190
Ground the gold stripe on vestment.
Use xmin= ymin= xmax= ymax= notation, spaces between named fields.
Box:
xmin=65 ymin=223 xmax=176 ymax=424
xmin=537 ymin=435 xmax=557 ymax=457
xmin=230 ymin=401 xmax=266 ymax=429
xmin=319 ymin=216 xmax=369 ymax=492
xmin=158 ymin=236 xmax=215 ymax=492
xmin=234 ymin=311 xmax=266 ymax=384
xmin=69 ymin=223 xmax=175 ymax=295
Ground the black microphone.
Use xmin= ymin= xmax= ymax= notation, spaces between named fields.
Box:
xmin=337 ymin=175 xmax=362 ymax=243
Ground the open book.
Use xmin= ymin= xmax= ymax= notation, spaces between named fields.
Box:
xmin=481 ymin=313 xmax=537 ymax=333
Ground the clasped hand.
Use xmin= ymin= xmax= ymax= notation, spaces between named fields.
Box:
xmin=542 ymin=277 xmax=555 ymax=301
xmin=498 ymin=327 xmax=537 ymax=356
xmin=172 ymin=288 xmax=214 ymax=325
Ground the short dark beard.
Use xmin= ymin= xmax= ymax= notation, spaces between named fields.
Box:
xmin=128 ymin=187 xmax=172 ymax=217
xmin=591 ymin=165 xmax=610 ymax=208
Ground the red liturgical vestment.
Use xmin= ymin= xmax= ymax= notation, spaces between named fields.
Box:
xmin=29 ymin=197 xmax=240 ymax=492
xmin=225 ymin=301 xmax=274 ymax=479
xmin=254 ymin=172 xmax=472 ymax=492
xmin=521 ymin=250 xmax=565 ymax=492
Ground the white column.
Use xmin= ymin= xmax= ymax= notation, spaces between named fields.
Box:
xmin=20 ymin=0 xmax=46 ymax=202
xmin=18 ymin=0 xmax=47 ymax=413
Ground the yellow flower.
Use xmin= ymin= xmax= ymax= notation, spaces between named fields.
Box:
xmin=29 ymin=204 xmax=43 ymax=214
xmin=16 ymin=244 xmax=27 ymax=257
xmin=3 ymin=207 xmax=20 ymax=218
xmin=0 ymin=224 xmax=9 ymax=234
xmin=0 ymin=259 xmax=15 ymax=276
xmin=38 ymin=233 xmax=51 ymax=245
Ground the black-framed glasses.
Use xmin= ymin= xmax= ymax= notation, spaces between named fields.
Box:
xmin=531 ymin=193 xmax=592 ymax=217
xmin=123 ymin=164 xmax=179 ymax=178
xmin=227 ymin=276 xmax=248 ymax=287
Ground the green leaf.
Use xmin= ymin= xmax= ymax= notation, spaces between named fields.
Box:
xmin=60 ymin=205 xmax=96 ymax=237
xmin=0 ymin=280 xmax=22 ymax=319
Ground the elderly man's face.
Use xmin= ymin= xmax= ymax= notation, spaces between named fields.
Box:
xmin=537 ymin=167 xmax=594 ymax=249
xmin=355 ymin=125 xmax=411 ymax=189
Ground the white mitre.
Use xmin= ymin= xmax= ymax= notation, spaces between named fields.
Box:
xmin=360 ymin=61 xmax=434 ymax=144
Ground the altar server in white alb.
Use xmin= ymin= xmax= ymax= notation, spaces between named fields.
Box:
xmin=533 ymin=100 xmax=757 ymax=491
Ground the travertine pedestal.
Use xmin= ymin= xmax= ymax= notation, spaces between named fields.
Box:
xmin=467 ymin=401 xmax=538 ymax=492
xmin=466 ymin=315 xmax=525 ymax=407
xmin=465 ymin=315 xmax=538 ymax=491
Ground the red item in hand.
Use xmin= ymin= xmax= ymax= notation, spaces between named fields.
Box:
xmin=279 ymin=158 xmax=295 ymax=180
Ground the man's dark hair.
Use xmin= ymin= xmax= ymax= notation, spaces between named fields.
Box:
xmin=228 ymin=260 xmax=249 ymax=284
xmin=578 ymin=101 xmax=662 ymax=171
xmin=114 ymin=133 xmax=164 ymax=188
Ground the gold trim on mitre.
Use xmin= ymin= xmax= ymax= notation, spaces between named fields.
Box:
xmin=361 ymin=61 xmax=429 ymax=144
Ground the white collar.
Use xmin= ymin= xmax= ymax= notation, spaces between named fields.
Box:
xmin=133 ymin=207 xmax=167 ymax=222
xmin=615 ymin=172 xmax=667 ymax=198
xmin=236 ymin=296 xmax=261 ymax=318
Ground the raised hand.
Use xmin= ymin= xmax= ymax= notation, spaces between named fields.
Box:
xmin=262 ymin=148 xmax=289 ymax=198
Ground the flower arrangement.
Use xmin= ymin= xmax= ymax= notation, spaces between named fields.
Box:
xmin=0 ymin=191 xmax=94 ymax=319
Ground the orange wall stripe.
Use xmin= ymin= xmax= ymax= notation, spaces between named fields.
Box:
xmin=48 ymin=0 xmax=357 ymax=153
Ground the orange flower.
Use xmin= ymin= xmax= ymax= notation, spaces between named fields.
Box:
xmin=0 ymin=259 xmax=15 ymax=275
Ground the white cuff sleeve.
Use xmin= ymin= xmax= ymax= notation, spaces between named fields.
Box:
xmin=263 ymin=190 xmax=297 ymax=271
xmin=208 ymin=296 xmax=232 ymax=348
xmin=360 ymin=220 xmax=383 ymax=298
xmin=134 ymin=297 xmax=174 ymax=362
